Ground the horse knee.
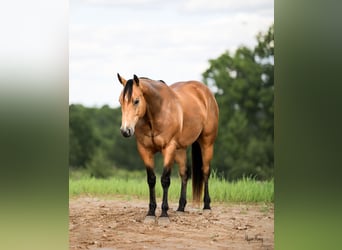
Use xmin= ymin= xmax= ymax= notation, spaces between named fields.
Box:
xmin=148 ymin=175 xmax=156 ymax=187
xmin=161 ymin=169 xmax=171 ymax=188
xmin=146 ymin=168 xmax=156 ymax=187
xmin=161 ymin=176 xmax=170 ymax=188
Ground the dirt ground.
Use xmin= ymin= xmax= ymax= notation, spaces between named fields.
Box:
xmin=69 ymin=197 xmax=274 ymax=250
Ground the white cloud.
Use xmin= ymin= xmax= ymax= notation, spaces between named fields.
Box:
xmin=182 ymin=0 xmax=273 ymax=14
xmin=83 ymin=0 xmax=159 ymax=5
xmin=70 ymin=0 xmax=274 ymax=107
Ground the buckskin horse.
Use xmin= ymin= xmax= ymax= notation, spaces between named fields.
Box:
xmin=117 ymin=74 xmax=219 ymax=220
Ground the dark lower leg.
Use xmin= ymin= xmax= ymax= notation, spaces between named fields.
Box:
xmin=146 ymin=168 xmax=156 ymax=216
xmin=203 ymin=173 xmax=211 ymax=210
xmin=177 ymin=174 xmax=188 ymax=212
xmin=160 ymin=167 xmax=171 ymax=217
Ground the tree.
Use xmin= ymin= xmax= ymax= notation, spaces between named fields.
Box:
xmin=69 ymin=103 xmax=144 ymax=172
xmin=69 ymin=104 xmax=97 ymax=168
xmin=86 ymin=149 xmax=113 ymax=178
xmin=203 ymin=24 xmax=274 ymax=180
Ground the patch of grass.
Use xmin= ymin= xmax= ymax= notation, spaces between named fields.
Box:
xmin=210 ymin=176 xmax=274 ymax=203
xmin=69 ymin=170 xmax=273 ymax=203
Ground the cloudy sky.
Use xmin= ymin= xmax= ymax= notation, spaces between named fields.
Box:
xmin=70 ymin=0 xmax=273 ymax=108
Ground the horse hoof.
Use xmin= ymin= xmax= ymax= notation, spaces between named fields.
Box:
xmin=144 ymin=216 xmax=156 ymax=224
xmin=158 ymin=216 xmax=170 ymax=226
xmin=176 ymin=208 xmax=187 ymax=215
xmin=203 ymin=208 xmax=212 ymax=214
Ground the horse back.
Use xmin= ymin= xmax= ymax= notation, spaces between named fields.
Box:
xmin=171 ymin=81 xmax=218 ymax=117
xmin=170 ymin=81 xmax=219 ymax=145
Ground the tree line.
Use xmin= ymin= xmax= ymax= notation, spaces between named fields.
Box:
xmin=70 ymin=25 xmax=274 ymax=180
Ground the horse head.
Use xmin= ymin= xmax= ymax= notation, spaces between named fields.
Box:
xmin=117 ymin=73 xmax=147 ymax=137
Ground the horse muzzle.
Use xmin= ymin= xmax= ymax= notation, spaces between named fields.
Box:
xmin=120 ymin=127 xmax=134 ymax=138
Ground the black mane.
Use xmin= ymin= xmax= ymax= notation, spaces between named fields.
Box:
xmin=123 ymin=79 xmax=134 ymax=101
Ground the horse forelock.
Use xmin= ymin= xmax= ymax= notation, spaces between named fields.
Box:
xmin=123 ymin=79 xmax=134 ymax=101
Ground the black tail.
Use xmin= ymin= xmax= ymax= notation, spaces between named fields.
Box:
xmin=192 ymin=141 xmax=203 ymax=203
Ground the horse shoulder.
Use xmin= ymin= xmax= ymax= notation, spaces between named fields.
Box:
xmin=135 ymin=120 xmax=154 ymax=146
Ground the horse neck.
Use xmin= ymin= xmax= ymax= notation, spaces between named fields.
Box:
xmin=140 ymin=80 xmax=175 ymax=124
xmin=139 ymin=80 xmax=161 ymax=118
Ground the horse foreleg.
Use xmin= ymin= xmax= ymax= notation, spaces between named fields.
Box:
xmin=175 ymin=149 xmax=188 ymax=212
xmin=160 ymin=167 xmax=171 ymax=217
xmin=137 ymin=143 xmax=156 ymax=217
xmin=160 ymin=144 xmax=176 ymax=217
xmin=146 ymin=167 xmax=156 ymax=216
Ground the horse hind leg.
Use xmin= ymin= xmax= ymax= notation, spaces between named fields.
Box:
xmin=175 ymin=149 xmax=188 ymax=212
xmin=199 ymin=142 xmax=215 ymax=210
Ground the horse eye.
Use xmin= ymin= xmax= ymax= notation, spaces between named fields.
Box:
xmin=133 ymin=99 xmax=140 ymax=105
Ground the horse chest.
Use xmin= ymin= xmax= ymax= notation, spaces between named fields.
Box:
xmin=137 ymin=133 xmax=168 ymax=151
xmin=135 ymin=126 xmax=169 ymax=151
xmin=136 ymin=120 xmax=173 ymax=150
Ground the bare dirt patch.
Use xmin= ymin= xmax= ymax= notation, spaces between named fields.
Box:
xmin=69 ymin=197 xmax=273 ymax=250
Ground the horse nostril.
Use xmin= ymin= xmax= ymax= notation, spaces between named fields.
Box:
xmin=121 ymin=128 xmax=128 ymax=137
xmin=121 ymin=128 xmax=132 ymax=138
xmin=128 ymin=128 xmax=133 ymax=135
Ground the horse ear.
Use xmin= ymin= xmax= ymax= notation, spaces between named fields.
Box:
xmin=117 ymin=73 xmax=127 ymax=86
xmin=133 ymin=74 xmax=139 ymax=86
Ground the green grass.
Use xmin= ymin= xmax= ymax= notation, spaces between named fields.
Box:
xmin=69 ymin=169 xmax=273 ymax=203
